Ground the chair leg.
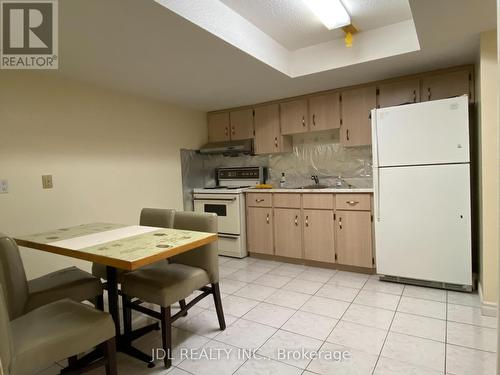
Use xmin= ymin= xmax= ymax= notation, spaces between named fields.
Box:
xmin=67 ymin=355 xmax=78 ymax=369
xmin=103 ymin=337 xmax=118 ymax=375
xmin=95 ymin=294 xmax=104 ymax=311
xmin=179 ymin=299 xmax=188 ymax=317
xmin=122 ymin=295 xmax=132 ymax=340
xmin=160 ymin=306 xmax=172 ymax=369
xmin=211 ymin=282 xmax=226 ymax=330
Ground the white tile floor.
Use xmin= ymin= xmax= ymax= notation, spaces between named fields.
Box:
xmin=39 ymin=256 xmax=496 ymax=375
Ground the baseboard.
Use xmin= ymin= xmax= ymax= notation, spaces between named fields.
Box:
xmin=478 ymin=282 xmax=497 ymax=317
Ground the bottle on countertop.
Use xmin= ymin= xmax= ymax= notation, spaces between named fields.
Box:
xmin=279 ymin=172 xmax=286 ymax=188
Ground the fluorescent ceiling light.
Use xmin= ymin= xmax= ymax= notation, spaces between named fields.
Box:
xmin=303 ymin=0 xmax=351 ymax=30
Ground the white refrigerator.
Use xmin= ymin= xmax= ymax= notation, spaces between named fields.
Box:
xmin=372 ymin=96 xmax=472 ymax=290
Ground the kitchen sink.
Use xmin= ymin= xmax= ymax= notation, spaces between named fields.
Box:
xmin=288 ymin=184 xmax=332 ymax=189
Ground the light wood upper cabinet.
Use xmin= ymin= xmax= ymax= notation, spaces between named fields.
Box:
xmin=336 ymin=210 xmax=373 ymax=268
xmin=422 ymin=70 xmax=472 ymax=102
xmin=340 ymin=86 xmax=377 ymax=147
xmin=229 ymin=109 xmax=254 ymax=140
xmin=254 ymin=104 xmax=292 ymax=154
xmin=303 ymin=209 xmax=335 ymax=263
xmin=274 ymin=208 xmax=302 ymax=259
xmin=207 ymin=112 xmax=230 ymax=142
xmin=280 ymin=99 xmax=308 ymax=135
xmin=247 ymin=207 xmax=274 ymax=255
xmin=377 ymin=79 xmax=420 ymax=108
xmin=309 ymin=93 xmax=341 ymax=131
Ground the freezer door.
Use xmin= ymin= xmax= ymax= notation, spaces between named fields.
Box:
xmin=374 ymin=164 xmax=472 ymax=286
xmin=373 ymin=96 xmax=469 ymax=167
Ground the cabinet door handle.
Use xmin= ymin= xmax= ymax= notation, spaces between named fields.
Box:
xmin=266 ymin=213 xmax=270 ymax=224
xmin=255 ymin=198 xmax=265 ymax=203
xmin=305 ymin=216 xmax=309 ymax=227
xmin=302 ymin=116 xmax=306 ymax=127
xmin=346 ymin=129 xmax=350 ymax=141
xmin=427 ymin=87 xmax=431 ymax=100
xmin=413 ymin=89 xmax=417 ymax=102
xmin=231 ymin=126 xmax=235 ymax=135
xmin=339 ymin=217 xmax=342 ymax=229
xmin=294 ymin=215 xmax=299 ymax=226
xmin=346 ymin=200 xmax=359 ymax=205
xmin=274 ymin=137 xmax=278 ymax=147
xmin=225 ymin=127 xmax=229 ymax=136
xmin=312 ymin=114 xmax=316 ymax=126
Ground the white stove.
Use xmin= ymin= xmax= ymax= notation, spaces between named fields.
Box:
xmin=193 ymin=167 xmax=265 ymax=258
xmin=193 ymin=187 xmax=252 ymax=194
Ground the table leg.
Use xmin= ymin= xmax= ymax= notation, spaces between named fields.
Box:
xmin=105 ymin=266 xmax=156 ymax=367
xmin=106 ymin=266 xmax=121 ymax=337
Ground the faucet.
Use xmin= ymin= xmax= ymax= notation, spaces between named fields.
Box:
xmin=335 ymin=175 xmax=353 ymax=188
xmin=311 ymin=175 xmax=319 ymax=185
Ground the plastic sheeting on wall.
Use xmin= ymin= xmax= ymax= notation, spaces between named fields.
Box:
xmin=180 ymin=134 xmax=372 ymax=210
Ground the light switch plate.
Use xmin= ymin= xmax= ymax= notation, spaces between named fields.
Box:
xmin=42 ymin=175 xmax=53 ymax=189
xmin=0 ymin=179 xmax=8 ymax=194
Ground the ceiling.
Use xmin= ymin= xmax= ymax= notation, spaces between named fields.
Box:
xmin=157 ymin=0 xmax=419 ymax=77
xmin=43 ymin=0 xmax=496 ymax=111
xmin=220 ymin=0 xmax=413 ymax=50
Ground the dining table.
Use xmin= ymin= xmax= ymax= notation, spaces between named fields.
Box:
xmin=14 ymin=222 xmax=218 ymax=367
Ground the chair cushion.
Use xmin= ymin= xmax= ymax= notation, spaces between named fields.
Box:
xmin=121 ymin=263 xmax=210 ymax=307
xmin=0 ymin=286 xmax=13 ymax=375
xmin=171 ymin=212 xmax=219 ymax=284
xmin=140 ymin=208 xmax=175 ymax=228
xmin=0 ymin=234 xmax=29 ymax=320
xmin=11 ymin=299 xmax=114 ymax=375
xmin=91 ymin=263 xmax=129 ymax=283
xmin=25 ymin=267 xmax=103 ymax=313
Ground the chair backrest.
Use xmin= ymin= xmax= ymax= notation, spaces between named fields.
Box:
xmin=0 ymin=285 xmax=13 ymax=375
xmin=171 ymin=211 xmax=219 ymax=283
xmin=140 ymin=208 xmax=175 ymax=228
xmin=0 ymin=235 xmax=29 ymax=320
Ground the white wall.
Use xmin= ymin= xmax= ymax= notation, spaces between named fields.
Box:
xmin=477 ymin=30 xmax=499 ymax=310
xmin=0 ymin=71 xmax=206 ymax=279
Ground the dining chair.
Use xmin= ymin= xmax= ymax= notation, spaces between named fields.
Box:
xmin=120 ymin=211 xmax=225 ymax=368
xmin=0 ymin=233 xmax=104 ymax=320
xmin=0 ymin=284 xmax=117 ymax=375
xmin=91 ymin=208 xmax=176 ymax=283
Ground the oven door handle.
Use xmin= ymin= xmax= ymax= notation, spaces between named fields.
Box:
xmin=193 ymin=197 xmax=237 ymax=202
xmin=218 ymin=234 xmax=240 ymax=239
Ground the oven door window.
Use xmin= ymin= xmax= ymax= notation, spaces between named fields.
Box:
xmin=204 ymin=204 xmax=227 ymax=217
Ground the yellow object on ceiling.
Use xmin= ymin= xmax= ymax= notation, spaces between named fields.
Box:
xmin=342 ymin=24 xmax=358 ymax=48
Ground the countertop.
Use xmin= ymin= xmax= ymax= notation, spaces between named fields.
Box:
xmin=246 ymin=188 xmax=373 ymax=193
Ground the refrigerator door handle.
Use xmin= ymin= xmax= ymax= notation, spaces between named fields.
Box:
xmin=371 ymin=108 xmax=381 ymax=221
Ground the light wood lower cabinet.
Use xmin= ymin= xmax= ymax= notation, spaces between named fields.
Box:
xmin=303 ymin=209 xmax=335 ymax=263
xmin=274 ymin=208 xmax=302 ymax=259
xmin=336 ymin=210 xmax=373 ymax=268
xmin=246 ymin=207 xmax=274 ymax=255
xmin=246 ymin=193 xmax=374 ymax=270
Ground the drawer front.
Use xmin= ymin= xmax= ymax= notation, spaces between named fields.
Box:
xmin=302 ymin=194 xmax=334 ymax=209
xmin=246 ymin=193 xmax=272 ymax=207
xmin=273 ymin=193 xmax=301 ymax=208
xmin=335 ymin=194 xmax=371 ymax=211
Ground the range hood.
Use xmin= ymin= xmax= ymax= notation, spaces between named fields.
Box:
xmin=199 ymin=139 xmax=253 ymax=155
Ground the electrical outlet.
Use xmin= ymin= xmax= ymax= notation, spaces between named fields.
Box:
xmin=42 ymin=175 xmax=53 ymax=189
xmin=0 ymin=179 xmax=8 ymax=194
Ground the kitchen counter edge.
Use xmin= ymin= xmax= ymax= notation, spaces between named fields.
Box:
xmin=246 ymin=188 xmax=373 ymax=193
